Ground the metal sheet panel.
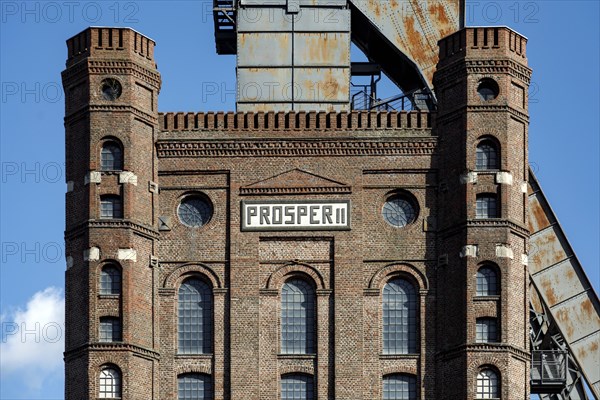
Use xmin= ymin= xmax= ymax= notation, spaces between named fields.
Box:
xmin=534 ymin=259 xmax=590 ymax=307
xmin=349 ymin=0 xmax=462 ymax=90
xmin=294 ymin=33 xmax=350 ymax=66
xmin=241 ymin=0 xmax=347 ymax=5
xmin=552 ymin=294 xmax=600 ymax=342
xmin=238 ymin=33 xmax=292 ymax=66
xmin=293 ymin=67 xmax=349 ymax=102
xmin=294 ymin=8 xmax=350 ymax=31
xmin=237 ymin=68 xmax=293 ymax=102
xmin=530 ymin=226 xmax=571 ymax=275
xmin=528 ymin=171 xmax=600 ymax=397
xmin=238 ymin=8 xmax=293 ymax=32
xmin=294 ymin=103 xmax=349 ymax=112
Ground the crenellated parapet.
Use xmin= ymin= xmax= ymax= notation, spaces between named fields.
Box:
xmin=158 ymin=110 xmax=434 ymax=132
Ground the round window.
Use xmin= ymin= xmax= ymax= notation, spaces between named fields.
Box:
xmin=101 ymin=78 xmax=122 ymax=101
xmin=477 ymin=78 xmax=499 ymax=101
xmin=178 ymin=195 xmax=213 ymax=227
xmin=382 ymin=195 xmax=418 ymax=228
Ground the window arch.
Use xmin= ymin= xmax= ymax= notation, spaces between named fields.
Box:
xmin=476 ymin=139 xmax=499 ymax=170
xmin=281 ymin=373 xmax=314 ymax=400
xmin=178 ymin=277 xmax=212 ymax=354
xmin=476 ymin=318 xmax=499 ymax=343
xmin=100 ymin=264 xmax=121 ymax=295
xmin=475 ymin=194 xmax=498 ymax=219
xmin=100 ymin=195 xmax=123 ymax=219
xmin=281 ymin=278 xmax=316 ymax=354
xmin=476 ymin=265 xmax=499 ymax=296
xmin=99 ymin=365 xmax=121 ymax=398
xmin=99 ymin=317 xmax=122 ymax=342
xmin=178 ymin=373 xmax=213 ymax=400
xmin=476 ymin=368 xmax=500 ymax=399
xmin=383 ymin=278 xmax=417 ymax=354
xmin=383 ymin=374 xmax=417 ymax=400
xmin=101 ymin=141 xmax=123 ymax=171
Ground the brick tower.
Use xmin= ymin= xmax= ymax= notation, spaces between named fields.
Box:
xmin=62 ymin=28 xmax=161 ymax=399
xmin=433 ymin=27 xmax=532 ymax=399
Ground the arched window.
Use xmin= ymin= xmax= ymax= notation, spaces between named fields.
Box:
xmin=178 ymin=277 xmax=212 ymax=354
xmin=100 ymin=265 xmax=121 ymax=295
xmin=475 ymin=194 xmax=498 ymax=219
xmin=99 ymin=365 xmax=121 ymax=398
xmin=476 ymin=140 xmax=499 ymax=170
xmin=101 ymin=141 xmax=123 ymax=171
xmin=281 ymin=278 xmax=316 ymax=354
xmin=178 ymin=373 xmax=213 ymax=400
xmin=99 ymin=317 xmax=122 ymax=342
xmin=476 ymin=318 xmax=499 ymax=343
xmin=476 ymin=368 xmax=499 ymax=399
xmin=476 ymin=266 xmax=499 ymax=296
xmin=383 ymin=278 xmax=417 ymax=354
xmin=383 ymin=374 xmax=417 ymax=400
xmin=100 ymin=195 xmax=123 ymax=219
xmin=281 ymin=373 xmax=314 ymax=400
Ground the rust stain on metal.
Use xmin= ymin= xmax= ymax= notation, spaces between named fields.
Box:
xmin=555 ymin=308 xmax=575 ymax=339
xmin=529 ymin=198 xmax=551 ymax=232
xmin=540 ymin=276 xmax=558 ymax=306
xmin=403 ymin=15 xmax=428 ymax=68
xmin=531 ymin=232 xmax=563 ymax=267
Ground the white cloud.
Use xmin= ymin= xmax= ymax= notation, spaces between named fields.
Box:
xmin=0 ymin=287 xmax=64 ymax=392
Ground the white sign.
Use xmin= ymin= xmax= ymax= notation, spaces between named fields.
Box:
xmin=241 ymin=200 xmax=350 ymax=231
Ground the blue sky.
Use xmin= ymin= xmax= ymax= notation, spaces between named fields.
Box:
xmin=0 ymin=1 xmax=598 ymax=398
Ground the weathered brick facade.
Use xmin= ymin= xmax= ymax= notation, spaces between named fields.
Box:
xmin=63 ymin=25 xmax=532 ymax=399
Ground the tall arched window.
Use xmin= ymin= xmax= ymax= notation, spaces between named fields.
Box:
xmin=476 ymin=266 xmax=499 ymax=296
xmin=178 ymin=278 xmax=212 ymax=354
xmin=101 ymin=141 xmax=123 ymax=171
xmin=100 ymin=264 xmax=121 ymax=295
xmin=99 ymin=365 xmax=121 ymax=398
xmin=281 ymin=373 xmax=314 ymax=400
xmin=383 ymin=374 xmax=417 ymax=400
xmin=383 ymin=278 xmax=417 ymax=354
xmin=476 ymin=140 xmax=499 ymax=170
xmin=100 ymin=195 xmax=123 ymax=219
xmin=281 ymin=278 xmax=316 ymax=354
xmin=178 ymin=373 xmax=213 ymax=400
xmin=475 ymin=194 xmax=498 ymax=219
xmin=476 ymin=368 xmax=499 ymax=399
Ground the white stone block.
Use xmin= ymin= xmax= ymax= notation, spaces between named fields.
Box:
xmin=66 ymin=181 xmax=74 ymax=193
xmin=66 ymin=256 xmax=74 ymax=270
xmin=119 ymin=171 xmax=138 ymax=186
xmin=460 ymin=245 xmax=478 ymax=258
xmin=496 ymin=171 xmax=513 ymax=185
xmin=521 ymin=254 xmax=529 ymax=266
xmin=460 ymin=172 xmax=478 ymax=184
xmin=118 ymin=248 xmax=137 ymax=262
xmin=84 ymin=171 xmax=101 ymax=185
xmin=496 ymin=244 xmax=514 ymax=259
xmin=83 ymin=247 xmax=100 ymax=261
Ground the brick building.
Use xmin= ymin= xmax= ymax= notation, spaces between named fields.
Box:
xmin=62 ymin=14 xmax=532 ymax=400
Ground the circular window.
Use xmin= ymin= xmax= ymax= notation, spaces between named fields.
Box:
xmin=101 ymin=78 xmax=122 ymax=101
xmin=477 ymin=78 xmax=499 ymax=101
xmin=178 ymin=195 xmax=213 ymax=227
xmin=382 ymin=195 xmax=418 ymax=228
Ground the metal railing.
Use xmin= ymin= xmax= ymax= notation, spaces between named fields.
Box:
xmin=532 ymin=350 xmax=568 ymax=385
xmin=351 ymin=87 xmax=436 ymax=112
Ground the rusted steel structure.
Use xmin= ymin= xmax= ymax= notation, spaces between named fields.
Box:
xmin=214 ymin=0 xmax=463 ymax=111
xmin=528 ymin=171 xmax=600 ymax=399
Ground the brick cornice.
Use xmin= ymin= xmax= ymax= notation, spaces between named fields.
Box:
xmin=438 ymin=219 xmax=529 ymax=239
xmin=64 ymin=104 xmax=158 ymax=126
xmin=436 ymin=104 xmax=529 ymax=125
xmin=434 ymin=58 xmax=532 ymax=87
xmin=65 ymin=219 xmax=160 ymax=241
xmin=156 ymin=139 xmax=437 ymax=158
xmin=436 ymin=343 xmax=530 ymax=362
xmin=64 ymin=342 xmax=160 ymax=361
xmin=62 ymin=58 xmax=161 ymax=90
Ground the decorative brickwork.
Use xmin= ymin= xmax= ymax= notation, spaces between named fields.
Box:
xmin=64 ymin=26 xmax=531 ymax=399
